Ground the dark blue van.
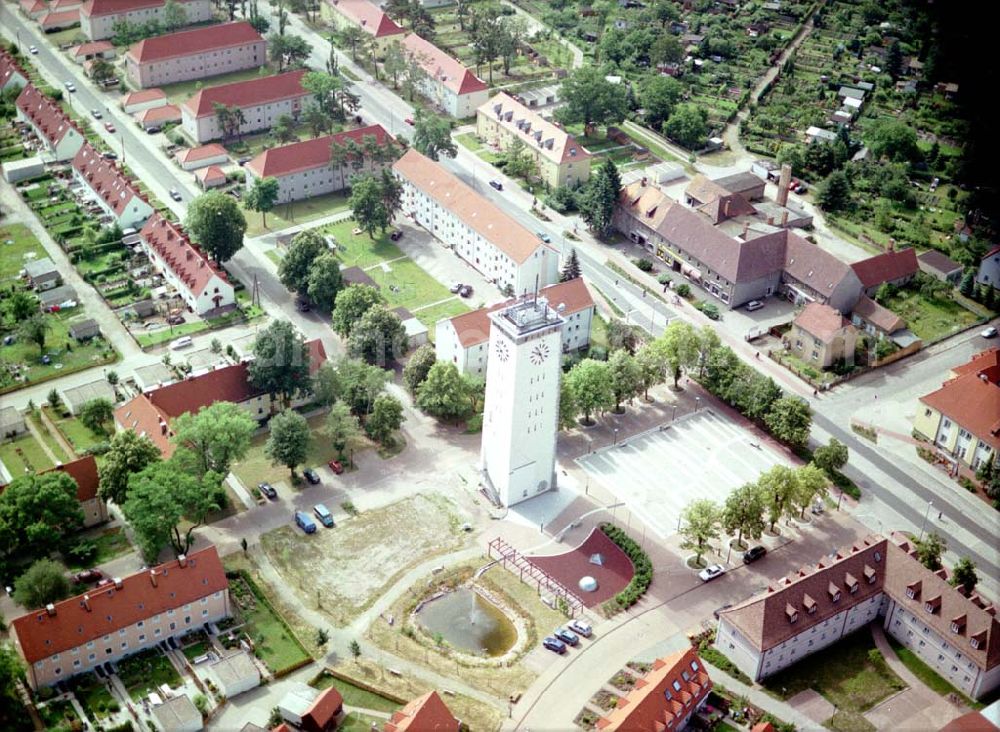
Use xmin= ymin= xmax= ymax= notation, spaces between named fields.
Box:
xmin=294 ymin=511 xmax=317 ymax=534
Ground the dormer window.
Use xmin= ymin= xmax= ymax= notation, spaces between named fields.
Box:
xmin=672 ymin=680 xmax=681 ymax=692
xmin=829 ymin=582 xmax=841 ymax=603
xmin=906 ymin=580 xmax=921 ymax=600
xmin=950 ymin=616 xmax=966 ymax=634
xmin=971 ymin=637 xmax=981 ymax=650
xmin=924 ymin=596 xmax=941 ymax=614
xmin=864 ymin=565 xmax=876 ymax=584
xmin=786 ymin=604 xmax=798 ymax=623
xmin=803 ymin=594 xmax=817 ymax=614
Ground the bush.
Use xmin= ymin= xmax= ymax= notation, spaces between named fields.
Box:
xmin=66 ymin=538 xmax=97 ymax=564
xmin=601 ymin=523 xmax=652 ymax=609
xmin=675 ymin=283 xmax=691 ymax=298
xmin=633 ymin=257 xmax=654 ymax=272
xmin=657 ymin=273 xmax=672 ymax=285
xmin=696 ymin=301 xmax=721 ymax=320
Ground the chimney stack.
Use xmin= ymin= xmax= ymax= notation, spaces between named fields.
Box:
xmin=178 ymin=554 xmax=188 ymax=568
xmin=776 ymin=163 xmax=791 ymax=207
xmin=724 ymin=198 xmax=731 ymax=218
xmin=781 ymin=210 xmax=789 ymax=227
xmin=45 ymin=603 xmax=56 ymax=616
xmin=113 ymin=578 xmax=123 ymax=590
xmin=767 ymin=216 xmax=774 ymax=226
xmin=82 ymin=595 xmax=91 ymax=612
xmin=741 ymin=221 xmax=749 ymax=238
xmin=150 ymin=570 xmax=158 ymax=587
xmin=641 ymin=176 xmax=647 ymax=186
xmin=887 ymin=238 xmax=895 ymax=251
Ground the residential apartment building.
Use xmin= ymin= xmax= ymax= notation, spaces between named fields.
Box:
xmin=913 ymin=348 xmax=999 ymax=472
xmin=0 ymin=49 xmax=29 ymax=93
xmin=787 ymin=302 xmax=859 ymax=370
xmin=0 ymin=455 xmax=108 ymax=528
xmin=393 ymin=148 xmax=558 ymax=295
xmin=10 ymin=546 xmax=230 ymax=689
xmin=715 ymin=534 xmax=1000 ymax=700
xmin=181 ymin=69 xmax=309 ymax=143
xmin=138 ymin=214 xmax=234 ymax=315
xmin=978 ymin=245 xmax=1000 ymax=291
xmin=245 ymin=124 xmax=391 ymax=203
xmin=15 ymin=84 xmax=85 ymax=161
xmin=435 ymin=278 xmax=595 ymax=377
xmin=72 ymin=143 xmax=154 ymax=229
xmin=402 ymin=33 xmax=489 ymax=118
xmin=477 ymin=92 xmax=591 ymax=188
xmin=81 ymin=0 xmax=214 ymax=41
xmin=321 ymin=0 xmax=404 ymax=55
xmin=125 ymin=21 xmax=265 ymax=89
xmin=596 ymin=648 xmax=712 ymax=731
xmin=384 ymin=691 xmax=460 ymax=732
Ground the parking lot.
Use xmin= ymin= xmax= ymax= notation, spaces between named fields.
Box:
xmin=576 ymin=409 xmax=795 ymax=539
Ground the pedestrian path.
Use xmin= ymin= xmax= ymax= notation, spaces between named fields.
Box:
xmin=699 ymin=660 xmax=824 ymax=732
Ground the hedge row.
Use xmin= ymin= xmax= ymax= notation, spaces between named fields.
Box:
xmin=601 ymin=523 xmax=652 ymax=609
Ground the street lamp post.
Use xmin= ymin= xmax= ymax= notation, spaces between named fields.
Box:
xmin=695 ymin=396 xmax=701 ymax=412
xmin=918 ymin=500 xmax=933 ymax=541
xmin=613 ymin=428 xmax=619 ymax=446
xmin=672 ymin=404 xmax=677 ymax=421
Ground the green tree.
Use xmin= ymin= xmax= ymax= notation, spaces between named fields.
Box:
xmin=658 ymin=320 xmax=699 ymax=388
xmin=90 ymin=58 xmax=116 ymax=83
xmin=557 ymin=66 xmax=629 ymax=135
xmin=679 ymin=498 xmax=721 ymax=564
xmin=19 ymin=314 xmax=49 ymax=358
xmin=0 ymin=645 xmax=25 ymax=728
xmin=608 ymin=349 xmax=640 ymax=412
xmin=865 ymin=119 xmax=920 ymax=162
xmin=279 ymin=229 xmax=326 ymax=294
xmin=301 ymin=71 xmax=344 ymax=125
xmin=99 ymin=430 xmax=162 ymax=505
xmin=383 ymin=40 xmax=407 ymax=88
xmin=639 ymin=75 xmax=682 ymax=130
xmin=350 ymin=639 xmax=361 ymax=660
xmin=958 ymin=270 xmax=976 ymax=298
xmin=581 ymin=159 xmax=622 ymax=237
xmin=249 ymin=320 xmax=313 ymax=407
xmin=245 ymin=176 xmax=280 ymax=229
xmin=13 ymin=559 xmax=71 ymax=609
xmin=0 ymin=472 xmax=84 ymax=559
xmin=312 ymin=362 xmax=341 ymax=407
xmin=336 ymin=357 xmax=390 ymax=416
xmin=416 ymin=362 xmax=469 ymax=420
xmin=816 ymin=170 xmax=851 ymax=212
xmin=325 ymin=402 xmax=360 ymax=459
xmin=349 ymin=175 xmax=391 ymax=238
xmin=560 ymin=248 xmax=582 ymax=282
xmin=78 ymin=398 xmax=114 ymax=435
xmin=695 ymin=325 xmax=722 ymax=377
xmin=950 ymin=557 xmax=978 ymax=594
xmin=331 ymin=284 xmax=385 ymax=337
xmin=634 ymin=341 xmax=665 ymax=400
xmin=764 ymin=396 xmax=812 ymax=448
xmin=663 ymin=103 xmax=708 ymax=149
xmin=758 ymin=464 xmax=799 ymax=531
xmin=348 ymin=306 xmax=407 ymax=365
xmin=558 ymin=379 xmax=579 ymax=430
xmin=270 ymin=33 xmax=312 ymax=71
xmin=264 ymin=409 xmax=311 ymax=478
xmin=914 ymin=532 xmax=946 ymax=571
xmin=365 ymin=394 xmax=404 ymax=445
xmin=378 ymin=167 xmax=404 ymax=222
xmin=6 ymin=291 xmax=37 ymax=322
xmin=503 ymin=138 xmax=537 ymax=181
xmin=162 ymin=0 xmax=187 ymax=31
xmin=794 ymin=463 xmax=829 ymax=518
xmin=185 ymin=191 xmax=247 ymax=264
xmin=272 ymin=114 xmax=297 ymax=144
xmin=306 ymin=253 xmax=344 ymax=309
xmin=813 ymin=438 xmax=849 ymax=475
xmin=649 ymin=33 xmax=683 ymax=66
xmin=339 ymin=24 xmax=366 ymax=61
xmin=403 ymin=344 xmax=437 ymax=394
xmin=721 ymin=481 xmax=766 ymax=548
xmin=171 ymin=401 xmax=255 ymax=478
xmin=566 ymin=359 xmax=614 ymax=425
xmin=413 ymin=108 xmax=457 ymax=161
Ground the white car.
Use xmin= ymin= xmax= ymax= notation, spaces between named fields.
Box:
xmin=698 ymin=564 xmax=726 ymax=582
xmin=982 ymin=326 xmax=998 ymax=339
xmin=64 ymin=81 xmax=76 ymax=92
xmin=568 ymin=619 xmax=592 ymax=637
xmin=91 ymin=109 xmax=103 ymax=119
xmin=745 ymin=300 xmax=764 ymax=312
xmin=169 ymin=336 xmax=193 ymax=350
xmin=29 ymin=46 xmax=38 ymax=55
xmin=169 ymin=188 xmax=182 ymax=201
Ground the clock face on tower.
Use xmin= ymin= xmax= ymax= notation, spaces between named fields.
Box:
xmin=530 ymin=342 xmax=550 ymax=365
xmin=495 ymin=340 xmax=510 ymax=363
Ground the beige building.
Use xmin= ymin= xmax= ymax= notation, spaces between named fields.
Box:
xmin=477 ymin=92 xmax=592 ymax=188
xmin=72 ymin=143 xmax=155 ymax=229
xmin=81 ymin=0 xmax=214 ymax=40
xmin=16 ymin=84 xmax=85 ymax=162
xmin=321 ymin=0 xmax=404 ymax=56
xmin=10 ymin=547 xmax=230 ymax=689
xmin=125 ymin=21 xmax=266 ymax=89
xmin=401 ymin=33 xmax=489 ymax=118
xmin=787 ymin=302 xmax=859 ymax=370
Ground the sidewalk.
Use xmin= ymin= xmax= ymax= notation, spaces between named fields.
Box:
xmin=700 ymin=660 xmax=825 ymax=732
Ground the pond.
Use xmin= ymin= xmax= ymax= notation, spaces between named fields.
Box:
xmin=415 ymin=588 xmax=516 ymax=657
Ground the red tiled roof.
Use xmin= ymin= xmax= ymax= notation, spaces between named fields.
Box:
xmin=950 ymin=348 xmax=1000 ymax=382
xmin=51 ymin=0 xmax=83 ymax=9
xmin=83 ymin=0 xmax=199 ymax=18
xmin=850 ymin=248 xmax=919 ymax=289
xmin=696 ymin=192 xmax=756 ymax=224
xmin=70 ymin=40 xmax=115 ymax=57
xmin=303 ymin=687 xmax=344 ymax=730
xmin=46 ymin=455 xmax=100 ymax=503
xmin=480 ymin=93 xmax=590 ymax=165
xmin=782 ymin=230 xmax=859 ymax=298
xmin=195 ymin=164 xmax=227 ymax=185
xmin=685 ymin=174 xmax=729 ymax=205
xmin=11 ymin=546 xmax=227 ymax=663
xmin=939 ymin=710 xmax=1000 ymax=732
xmin=851 ymin=295 xmax=905 ymax=334
xmin=326 ymin=0 xmax=404 ymax=38
xmin=140 ymin=213 xmax=226 ymax=297
xmin=20 ymin=0 xmax=46 ymax=15
xmin=41 ymin=8 xmax=81 ymax=28
xmin=596 ymin=648 xmax=712 ymax=731
xmin=126 ymin=21 xmax=262 ymax=64
xmin=72 ymin=143 xmax=146 ymax=218
xmin=120 ymin=88 xmax=166 ymax=107
xmin=446 ymin=278 xmax=595 ymax=348
xmin=0 ymin=49 xmax=28 ymax=88
xmin=307 ymin=338 xmax=327 ymax=375
xmin=16 ymin=83 xmax=80 ymax=147
xmin=114 ymin=394 xmax=174 ymax=456
xmin=384 ymin=691 xmax=459 ymax=732
xmin=983 ymin=246 xmax=1000 ymax=262
xmin=175 ymin=143 xmax=228 ymax=165
xmin=402 ymin=33 xmax=486 ymax=95
xmin=793 ymin=302 xmax=851 ymax=342
xmin=920 ymin=373 xmax=1000 ymax=453
xmin=182 ymin=69 xmax=308 ymax=119
xmin=135 ymin=103 xmax=180 ymax=124
xmin=247 ymin=124 xmax=389 ymax=178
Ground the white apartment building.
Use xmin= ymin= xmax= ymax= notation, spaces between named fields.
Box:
xmin=125 ymin=21 xmax=266 ymax=89
xmin=181 ymin=69 xmax=309 ymax=143
xmin=401 ymin=33 xmax=489 ymax=118
xmin=393 ymin=149 xmax=558 ymax=295
xmin=15 ymin=84 xmax=85 ymax=162
xmin=320 ymin=0 xmax=404 ymax=56
xmin=72 ymin=143 xmax=154 ymax=229
xmin=435 ymin=278 xmax=595 ymax=378
xmin=81 ymin=0 xmax=213 ymax=40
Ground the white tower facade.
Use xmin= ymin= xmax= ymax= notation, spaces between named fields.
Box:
xmin=481 ymin=296 xmax=564 ymax=508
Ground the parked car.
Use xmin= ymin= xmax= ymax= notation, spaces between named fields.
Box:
xmin=745 ymin=300 xmax=764 ymax=312
xmin=982 ymin=326 xmax=998 ymax=339
xmin=404 ymin=117 xmax=415 ymax=126
xmin=459 ymin=285 xmax=473 ymax=298
xmin=169 ymin=188 xmax=182 ymax=201
xmin=169 ymin=336 xmax=193 ymax=350
xmin=294 ymin=511 xmax=317 ymax=534
xmin=450 ymin=283 xmax=464 ymax=294
xmin=146 ymin=126 xmax=161 ymax=134
xmin=166 ymin=314 xmax=185 ymax=325
xmin=104 ymin=121 xmax=116 ymax=133
xmin=742 ymin=545 xmax=767 ymax=564
xmin=296 ymin=296 xmax=311 ymax=312
xmin=328 ymin=460 xmax=344 ymax=475
xmin=29 ymin=46 xmax=38 ymax=55
xmin=542 ymin=636 xmax=567 ymax=654
xmin=91 ymin=109 xmax=102 ymax=119
xmin=536 ymin=231 xmax=552 ymax=243
xmin=698 ymin=564 xmax=726 ymax=582
xmin=64 ymin=81 xmax=76 ymax=92
xmin=313 ymin=503 xmax=335 ymax=528
xmin=389 ymin=229 xmax=403 ymax=241
xmin=74 ymin=569 xmax=103 ymax=584
xmin=258 ymin=482 xmax=277 ymax=499
xmin=568 ymin=619 xmax=592 ymax=637
xmin=303 ymin=467 xmax=321 ymax=485
xmin=489 ymin=179 xmax=503 ymax=191
xmin=237 ymin=156 xmax=252 ymax=166
xmin=554 ymin=627 xmax=579 ymax=646
xmin=101 ymin=150 xmax=117 ymax=160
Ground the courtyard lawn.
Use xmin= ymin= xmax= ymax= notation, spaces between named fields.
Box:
xmin=323 ymin=220 xmax=404 ymax=268
xmin=454 ymin=132 xmax=502 ymax=164
xmin=182 ymin=640 xmax=211 ymax=661
xmin=69 ymin=674 xmax=117 ymax=720
xmin=0 ymin=223 xmax=47 ymax=280
xmin=0 ymin=433 xmax=55 ymax=474
xmin=229 ymin=572 xmax=311 ymax=674
xmin=244 ymin=191 xmax=351 ymax=237
xmin=160 ymin=66 xmax=269 ymax=105
xmin=135 ymin=320 xmax=208 ymax=348
xmin=885 ymin=290 xmax=981 ymax=342
xmin=311 ymin=671 xmax=401 ymax=713
xmin=340 ymin=712 xmax=388 ymax=732
xmin=45 ymin=407 xmax=107 ymax=454
xmin=887 ymin=636 xmax=981 ymax=709
xmin=116 ymin=648 xmax=182 ymax=702
xmin=25 ymin=413 xmax=70 ymax=463
xmin=363 ymin=258 xmax=455 ymax=312
xmin=764 ymin=630 xmax=905 ymax=731
xmin=412 ymin=299 xmax=470 ymax=333
xmin=64 ymin=527 xmax=133 ymax=569
xmin=38 ymin=699 xmax=81 ymax=732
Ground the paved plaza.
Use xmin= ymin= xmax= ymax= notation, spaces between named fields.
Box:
xmin=576 ymin=409 xmax=794 ymax=538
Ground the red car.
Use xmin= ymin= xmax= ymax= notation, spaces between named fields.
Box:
xmin=328 ymin=460 xmax=344 ymax=475
xmin=74 ymin=568 xmax=103 ymax=584
xmin=104 ymin=121 xmax=116 ymax=133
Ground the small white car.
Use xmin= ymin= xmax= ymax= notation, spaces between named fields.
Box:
xmin=698 ymin=564 xmax=726 ymax=582
xmin=568 ymin=619 xmax=592 ymax=637
xmin=64 ymin=81 xmax=76 ymax=93
xmin=29 ymin=46 xmax=38 ymax=55
xmin=91 ymin=109 xmax=102 ymax=119
xmin=169 ymin=336 xmax=193 ymax=350
xmin=745 ymin=300 xmax=764 ymax=312
xmin=982 ymin=326 xmax=998 ymax=339
xmin=169 ymin=188 xmax=182 ymax=201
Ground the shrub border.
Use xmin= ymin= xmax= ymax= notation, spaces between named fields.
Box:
xmin=599 ymin=523 xmax=652 ymax=610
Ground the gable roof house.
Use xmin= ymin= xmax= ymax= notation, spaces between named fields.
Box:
xmin=402 ymin=33 xmax=489 ymax=118
xmin=278 ymin=683 xmax=344 ymax=731
xmin=917 ymin=250 xmax=964 ymax=285
xmin=321 ymin=0 xmax=404 ymax=55
xmin=0 ymin=49 xmax=29 ymax=93
xmin=0 ymin=455 xmax=109 ymax=528
xmin=850 ymin=247 xmax=919 ymax=296
xmin=16 ymin=84 xmax=85 ymax=161
xmin=81 ymin=0 xmax=214 ymax=40
xmin=120 ymin=87 xmax=168 ymax=114
xmin=384 ymin=691 xmax=460 ymax=732
xmin=850 ymin=295 xmax=906 ymax=338
xmin=787 ymin=302 xmax=859 ymax=370
xmin=72 ymin=143 xmax=155 ymax=229
xmin=24 ymin=256 xmax=62 ymax=290
xmin=175 ymin=143 xmax=230 ymax=171
xmin=977 ymin=246 xmax=1000 ymax=291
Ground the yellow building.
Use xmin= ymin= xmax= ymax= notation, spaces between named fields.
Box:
xmin=914 ymin=348 xmax=999 ymax=471
xmin=476 ymin=92 xmax=592 ymax=189
xmin=787 ymin=302 xmax=859 ymax=370
xmin=321 ymin=0 xmax=404 ymax=56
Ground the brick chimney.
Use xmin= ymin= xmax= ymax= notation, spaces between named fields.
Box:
xmin=887 ymin=238 xmax=895 ymax=251
xmin=45 ymin=603 xmax=56 ymax=616
xmin=150 ymin=570 xmax=158 ymax=587
xmin=113 ymin=577 xmax=123 ymax=590
xmin=781 ymin=210 xmax=789 ymax=227
xmin=741 ymin=221 xmax=749 ymax=238
xmin=82 ymin=594 xmax=91 ymax=612
xmin=178 ymin=554 xmax=187 ymax=568
xmin=776 ymin=163 xmax=791 ymax=207
xmin=724 ymin=198 xmax=731 ymax=218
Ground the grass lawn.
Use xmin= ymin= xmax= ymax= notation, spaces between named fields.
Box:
xmin=245 ymin=192 xmax=351 ymax=237
xmin=160 ymin=66 xmax=271 ymax=105
xmin=45 ymin=406 xmax=106 ymax=454
xmin=0 ymin=433 xmax=55 ymax=474
xmin=116 ymin=648 xmax=182 ymax=701
xmin=135 ymin=320 xmax=208 ymax=348
xmin=764 ymin=630 xmax=904 ymax=730
xmin=37 ymin=699 xmax=80 ymax=732
xmin=412 ymin=298 xmax=469 ymax=333
xmin=25 ymin=413 xmax=70 ymax=463
xmin=364 ymin=258 xmax=454 ymax=312
xmin=454 ymin=132 xmax=501 ymax=164
xmin=887 ymin=636 xmax=981 ymax=709
xmin=229 ymin=572 xmax=311 ymax=674
xmin=64 ymin=527 xmax=133 ymax=569
xmin=311 ymin=671 xmax=401 ymax=713
xmin=322 ymin=220 xmax=403 ymax=268
xmin=69 ymin=673 xmax=117 ymax=720
xmin=339 ymin=712 xmax=388 ymax=732
xmin=885 ymin=290 xmax=981 ymax=342
xmin=182 ymin=640 xmax=211 ymax=661
xmin=0 ymin=223 xmax=48 ymax=280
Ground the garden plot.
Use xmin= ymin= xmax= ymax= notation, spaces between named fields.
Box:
xmin=260 ymin=493 xmax=473 ymax=626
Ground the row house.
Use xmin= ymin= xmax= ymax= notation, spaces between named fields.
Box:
xmin=40 ymin=7 xmax=82 ymax=32
xmin=125 ymin=21 xmax=266 ymax=89
xmin=72 ymin=143 xmax=154 ymax=229
xmin=0 ymin=49 xmax=29 ymax=92
xmin=181 ymin=69 xmax=310 ymax=143
xmin=393 ymin=148 xmax=558 ymax=295
xmin=849 ymin=246 xmax=919 ymax=297
xmin=138 ymin=213 xmax=234 ymax=315
xmin=913 ymin=348 xmax=999 ymax=472
xmin=715 ymin=534 xmax=1000 ymax=700
xmin=10 ymin=546 xmax=230 ymax=689
xmin=244 ymin=124 xmax=391 ymax=203
xmin=321 ymin=0 xmax=404 ymax=56
xmin=435 ymin=278 xmax=595 ymax=378
xmin=114 ymin=338 xmax=327 ymax=457
xmin=20 ymin=0 xmax=48 ymax=20
xmin=15 ymin=83 xmax=85 ymax=161
xmin=81 ymin=0 xmax=214 ymax=40
xmin=477 ymin=92 xmax=591 ymax=188
xmin=402 ymin=33 xmax=489 ymax=118
xmin=0 ymin=455 xmax=108 ymax=528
